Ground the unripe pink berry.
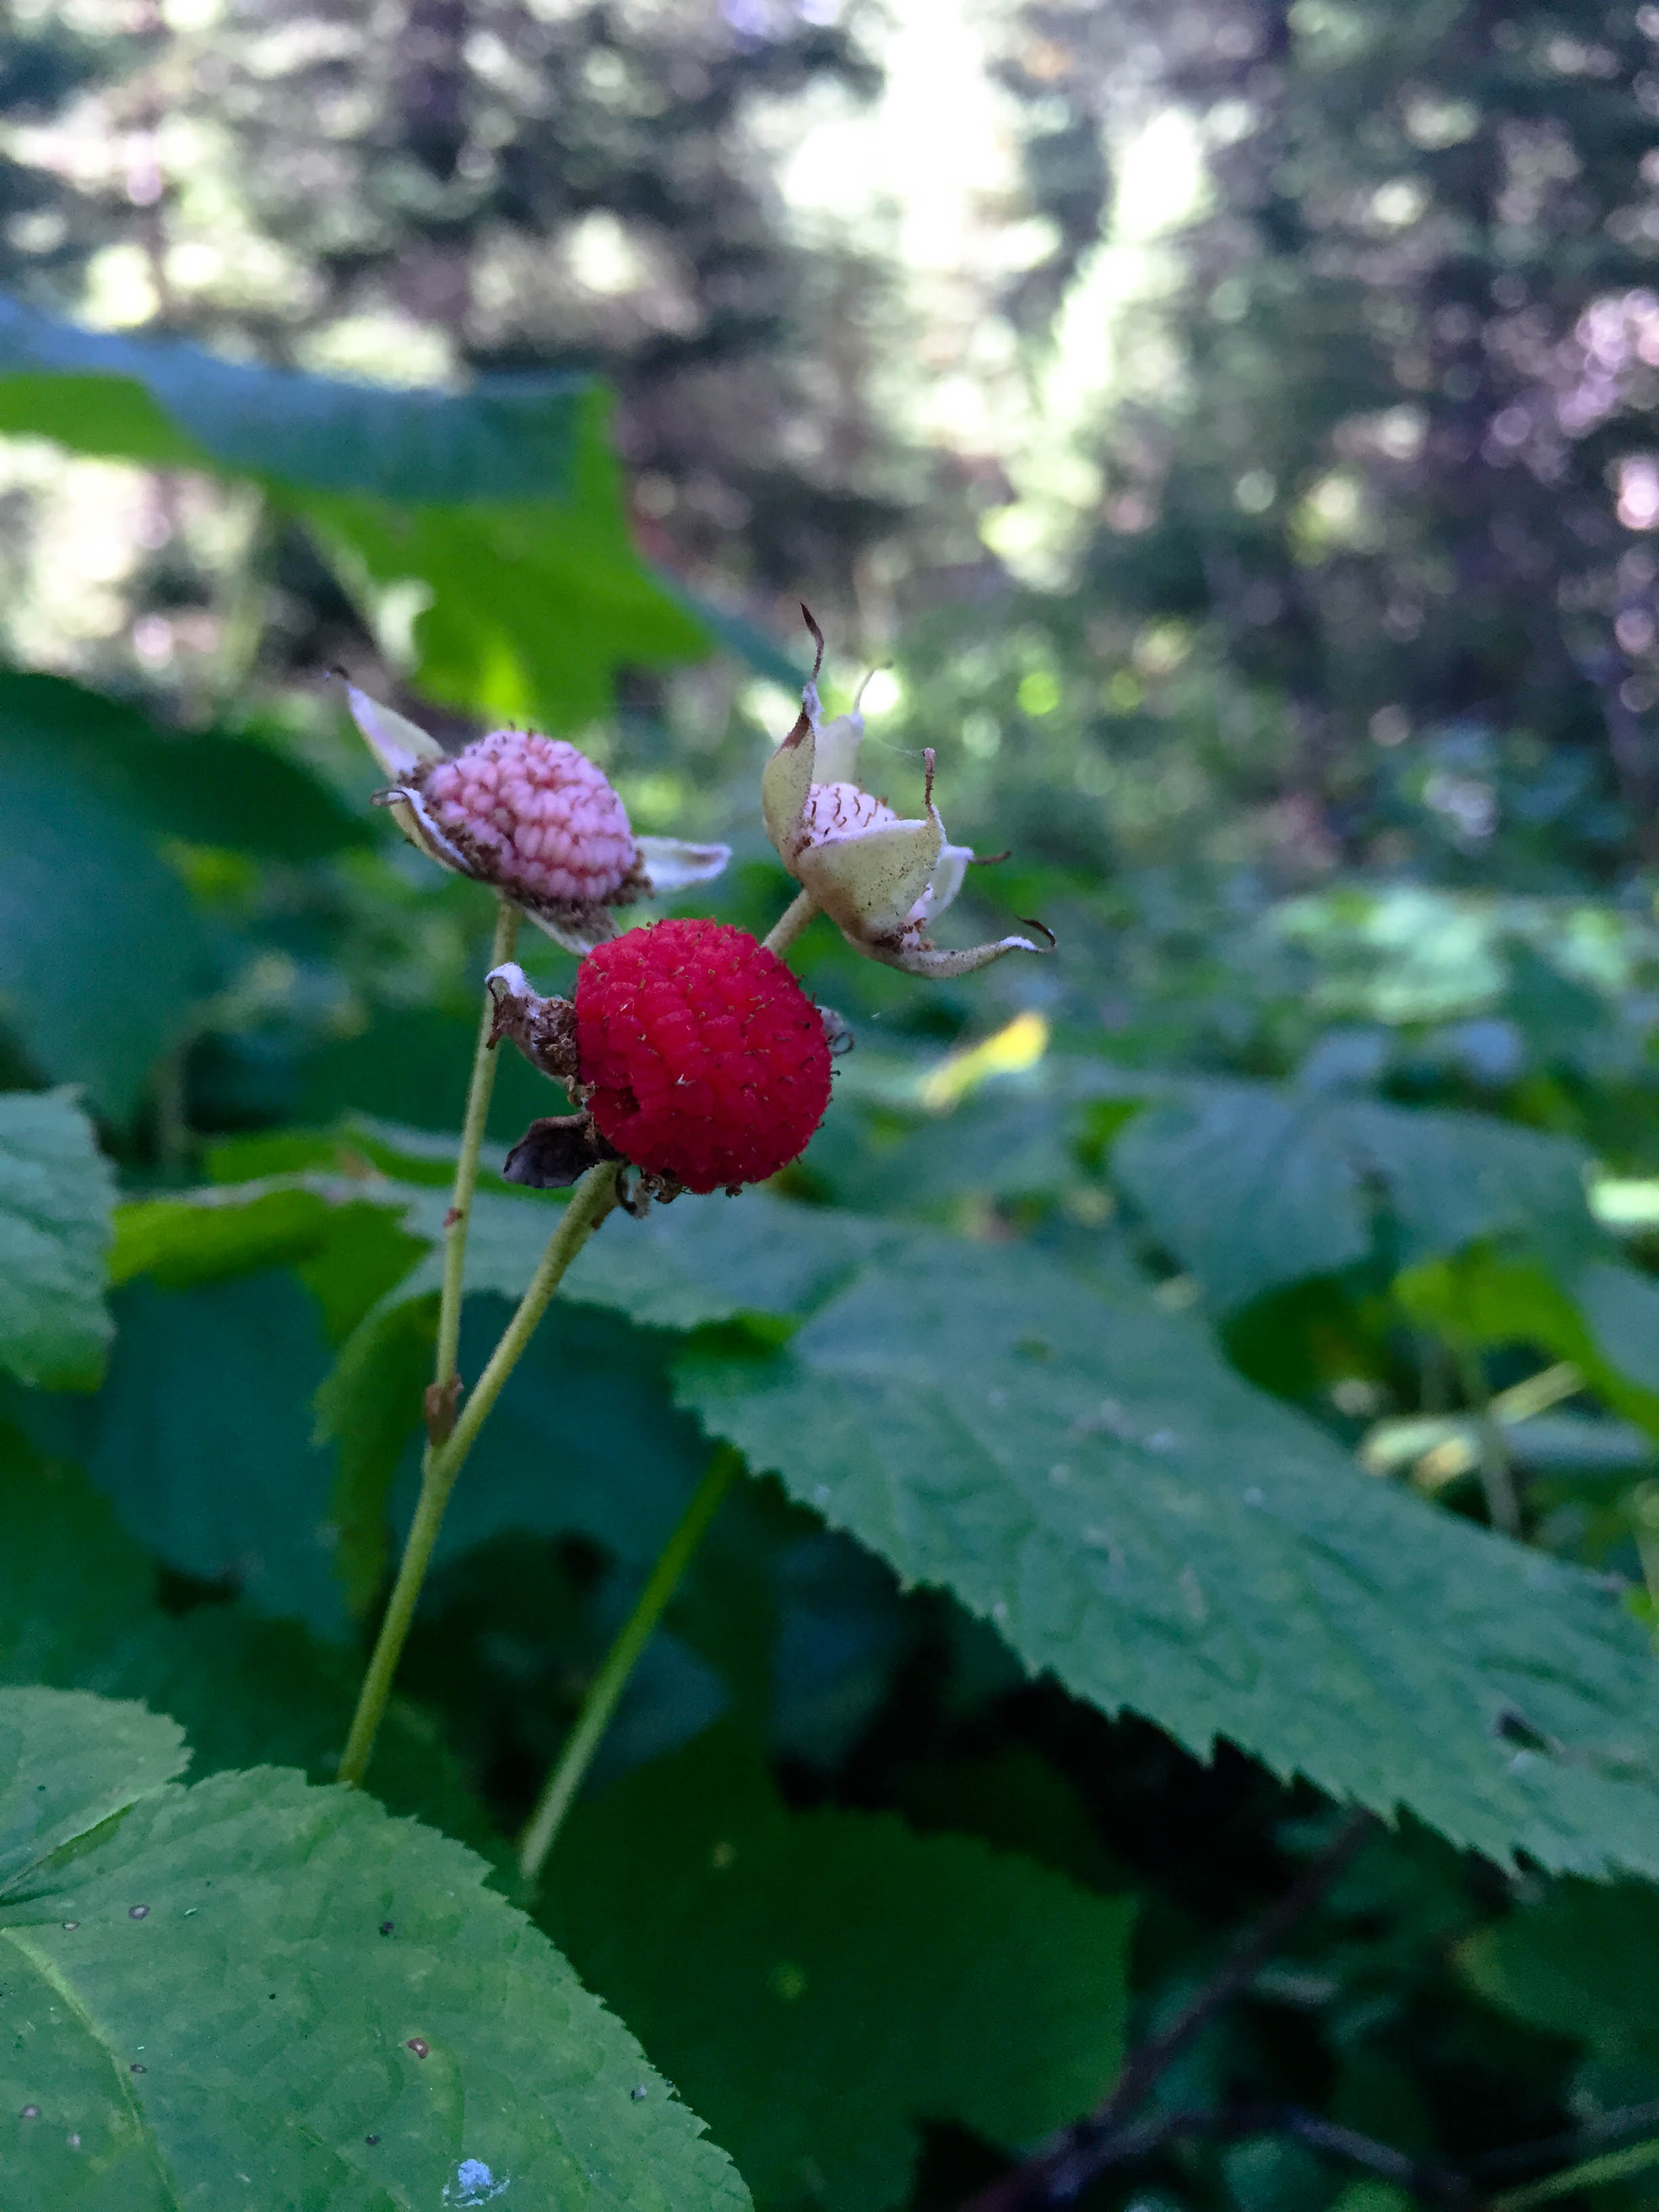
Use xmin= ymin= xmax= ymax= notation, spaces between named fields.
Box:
xmin=418 ymin=729 xmax=638 ymax=907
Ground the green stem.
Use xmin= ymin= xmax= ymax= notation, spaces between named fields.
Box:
xmin=434 ymin=897 xmax=520 ymax=1399
xmin=762 ymin=888 xmax=818 ymax=956
xmin=1490 ymin=2136 xmax=1659 ymax=2212
xmin=517 ymin=1444 xmax=741 ymax=1887
xmin=1453 ymin=1345 xmax=1521 ymax=1537
xmin=337 ymin=1160 xmax=622 ymax=1787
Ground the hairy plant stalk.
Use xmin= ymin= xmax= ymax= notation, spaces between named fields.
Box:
xmin=339 ymin=1159 xmax=622 ymax=1786
xmin=518 ymin=1444 xmax=742 ymax=1886
xmin=762 ymin=887 xmax=817 ymax=956
xmin=434 ymin=897 xmax=520 ymax=1400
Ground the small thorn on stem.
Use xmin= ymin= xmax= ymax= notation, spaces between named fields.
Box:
xmin=923 ymin=747 xmax=937 ymax=809
xmin=424 ymin=1375 xmax=462 ymax=1446
xmin=969 ymin=848 xmax=1012 ymax=867
xmin=1017 ymin=915 xmax=1058 ymax=948
xmin=443 ymin=1206 xmax=462 ymax=1229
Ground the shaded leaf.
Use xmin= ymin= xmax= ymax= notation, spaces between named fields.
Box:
xmin=20 ymin=1272 xmax=346 ymax=1635
xmin=0 ymin=1088 xmax=112 ymax=1390
xmin=1458 ymin=1879 xmax=1659 ymax=2070
xmin=0 ymin=1426 xmax=490 ymax=1849
xmin=548 ymin=1732 xmax=1134 ymax=2212
xmin=1113 ymin=1081 xmax=1597 ymax=1313
xmin=1113 ymin=1083 xmax=1366 ymax=1309
xmin=0 ymin=665 xmax=362 ymax=862
xmin=0 ymin=727 xmax=208 ymax=1116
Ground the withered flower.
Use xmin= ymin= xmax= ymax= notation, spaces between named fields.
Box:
xmin=760 ymin=617 xmax=1049 ymax=979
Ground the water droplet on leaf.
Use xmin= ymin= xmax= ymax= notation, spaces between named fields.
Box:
xmin=443 ymin=2157 xmax=510 ymax=2204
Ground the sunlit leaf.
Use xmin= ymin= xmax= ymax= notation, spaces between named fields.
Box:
xmin=0 ymin=1686 xmax=750 ymax=2212
xmin=674 ymin=1225 xmax=1659 ymax=1878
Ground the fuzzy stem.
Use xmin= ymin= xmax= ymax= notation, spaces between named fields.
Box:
xmin=762 ymin=888 xmax=818 ymax=956
xmin=517 ymin=1444 xmax=742 ymax=1887
xmin=338 ymin=1160 xmax=622 ymax=1787
xmin=433 ymin=897 xmax=520 ymax=1398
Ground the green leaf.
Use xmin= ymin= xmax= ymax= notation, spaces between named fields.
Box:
xmin=1113 ymin=1082 xmax=1597 ymax=1313
xmin=1458 ymin=1878 xmax=1659 ymax=2070
xmin=22 ymin=1272 xmax=347 ymax=1635
xmin=0 ymin=1687 xmax=184 ymax=1896
xmin=0 ymin=724 xmax=208 ymax=1117
xmin=1395 ymin=1248 xmax=1659 ymax=1438
xmin=0 ymin=1089 xmax=112 ymax=1391
xmin=1113 ymin=1083 xmax=1367 ymax=1309
xmin=0 ymin=1686 xmax=750 ymax=2212
xmin=673 ymin=1225 xmax=1659 ymax=1878
xmin=304 ymin=394 xmax=709 ymax=729
xmin=0 ymin=1427 xmax=491 ymax=1850
xmin=0 ymin=665 xmax=363 ymax=863
xmin=548 ymin=1732 xmax=1134 ymax=2212
xmin=318 ymin=1289 xmax=437 ymax=1614
xmin=0 ymin=298 xmax=592 ymax=503
xmin=110 ymin=1183 xmax=347 ymax=1290
xmin=394 ymin=1183 xmax=880 ymax=1335
xmin=0 ymin=308 xmax=713 ymax=729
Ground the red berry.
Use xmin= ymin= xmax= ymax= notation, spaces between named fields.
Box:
xmin=575 ymin=918 xmax=833 ymax=1194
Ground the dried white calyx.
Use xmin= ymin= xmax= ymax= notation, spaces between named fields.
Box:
xmin=760 ymin=617 xmax=1048 ymax=980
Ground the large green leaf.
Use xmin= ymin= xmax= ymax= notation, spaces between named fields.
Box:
xmin=22 ymin=1271 xmax=347 ymax=1634
xmin=1458 ymin=1878 xmax=1659 ymax=2072
xmin=0 ymin=1425 xmax=491 ymax=1849
xmin=1113 ymin=1080 xmax=1597 ymax=1312
xmin=308 ymin=400 xmax=711 ymax=729
xmin=0 ymin=1687 xmax=184 ymax=1896
xmin=111 ymin=1166 xmax=1659 ymax=1876
xmin=0 ymin=1686 xmax=749 ymax=2212
xmin=548 ymin=1732 xmax=1134 ymax=2212
xmin=0 ymin=728 xmax=208 ymax=1117
xmin=0 ymin=304 xmax=713 ymax=728
xmin=0 ymin=665 xmax=363 ymax=863
xmin=0 ymin=296 xmax=590 ymax=502
xmin=394 ymin=1183 xmax=880 ymax=1335
xmin=672 ymin=1225 xmax=1659 ymax=1879
xmin=0 ymin=1089 xmax=112 ymax=1391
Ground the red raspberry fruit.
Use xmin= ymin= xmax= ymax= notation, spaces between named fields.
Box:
xmin=575 ymin=918 xmax=832 ymax=1194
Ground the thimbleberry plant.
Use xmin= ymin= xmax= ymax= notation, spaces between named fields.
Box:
xmin=334 ymin=626 xmax=1041 ymax=1824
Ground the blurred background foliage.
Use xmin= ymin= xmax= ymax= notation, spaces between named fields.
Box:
xmin=9 ymin=0 xmax=1659 ymax=2205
